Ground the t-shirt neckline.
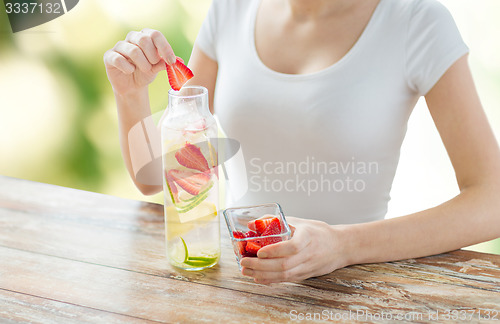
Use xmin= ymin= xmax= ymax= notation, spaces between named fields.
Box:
xmin=249 ymin=0 xmax=385 ymax=80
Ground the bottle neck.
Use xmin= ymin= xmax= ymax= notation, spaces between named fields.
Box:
xmin=164 ymin=86 xmax=213 ymax=130
xmin=167 ymin=86 xmax=210 ymax=115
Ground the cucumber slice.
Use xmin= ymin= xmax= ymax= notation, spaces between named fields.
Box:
xmin=179 ymin=181 xmax=214 ymax=203
xmin=176 ymin=192 xmax=210 ymax=214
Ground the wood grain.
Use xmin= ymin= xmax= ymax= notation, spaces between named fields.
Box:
xmin=0 ymin=246 xmax=347 ymax=323
xmin=0 ymin=289 xmax=156 ymax=324
xmin=0 ymin=176 xmax=499 ymax=323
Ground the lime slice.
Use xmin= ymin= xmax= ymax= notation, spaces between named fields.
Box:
xmin=184 ymin=256 xmax=219 ymax=267
xmin=169 ymin=237 xmax=218 ymax=267
xmin=170 ymin=237 xmax=188 ymax=264
xmin=180 ymin=237 xmax=188 ymax=262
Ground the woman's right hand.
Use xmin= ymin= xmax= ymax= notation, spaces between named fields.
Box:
xmin=104 ymin=28 xmax=176 ymax=95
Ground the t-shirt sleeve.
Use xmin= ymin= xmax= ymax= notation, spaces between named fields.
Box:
xmin=406 ymin=0 xmax=469 ymax=96
xmin=194 ymin=0 xmax=219 ymax=61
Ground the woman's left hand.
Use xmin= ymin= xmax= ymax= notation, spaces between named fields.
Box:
xmin=240 ymin=217 xmax=349 ymax=284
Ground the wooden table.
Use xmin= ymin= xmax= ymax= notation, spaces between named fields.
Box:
xmin=0 ymin=176 xmax=499 ymax=323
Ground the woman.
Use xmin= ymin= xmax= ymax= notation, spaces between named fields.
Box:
xmin=104 ymin=0 xmax=500 ymax=284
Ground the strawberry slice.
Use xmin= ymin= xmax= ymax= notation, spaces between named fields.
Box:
xmin=175 ymin=143 xmax=210 ymax=172
xmin=165 ymin=170 xmax=179 ymax=203
xmin=169 ymin=169 xmax=210 ymax=196
xmin=261 ymin=217 xmax=281 ymax=236
xmin=255 ymin=217 xmax=280 ymax=235
xmin=245 ymin=230 xmax=258 ymax=238
xmin=233 ymin=231 xmax=247 ymax=256
xmin=260 ymin=218 xmax=282 ymax=245
xmin=165 ymin=56 xmax=194 ymax=91
xmin=245 ymin=241 xmax=262 ymax=256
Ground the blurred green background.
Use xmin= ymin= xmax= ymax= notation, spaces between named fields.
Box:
xmin=0 ymin=0 xmax=499 ymax=254
xmin=0 ymin=0 xmax=208 ymax=202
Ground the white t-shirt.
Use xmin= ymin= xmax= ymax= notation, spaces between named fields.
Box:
xmin=195 ymin=0 xmax=469 ymax=224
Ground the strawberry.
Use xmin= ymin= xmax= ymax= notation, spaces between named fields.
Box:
xmin=260 ymin=236 xmax=282 ymax=246
xmin=175 ymin=143 xmax=210 ymax=173
xmin=245 ymin=230 xmax=258 ymax=238
xmin=233 ymin=231 xmax=246 ymax=239
xmin=250 ymin=217 xmax=282 ymax=246
xmin=233 ymin=231 xmax=247 ymax=256
xmin=261 ymin=218 xmax=282 ymax=236
xmin=241 ymin=251 xmax=256 ymax=258
xmin=245 ymin=241 xmax=262 ymax=256
xmin=255 ymin=217 xmax=280 ymax=235
xmin=169 ymin=169 xmax=210 ymax=196
xmin=165 ymin=170 xmax=179 ymax=203
xmin=165 ymin=56 xmax=194 ymax=91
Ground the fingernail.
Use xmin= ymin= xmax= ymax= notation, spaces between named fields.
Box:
xmin=167 ymin=55 xmax=176 ymax=65
xmin=258 ymin=252 xmax=267 ymax=258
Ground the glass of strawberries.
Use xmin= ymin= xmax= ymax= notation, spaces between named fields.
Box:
xmin=223 ymin=203 xmax=292 ymax=269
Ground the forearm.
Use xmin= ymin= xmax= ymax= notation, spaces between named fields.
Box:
xmin=115 ymin=89 xmax=162 ymax=195
xmin=341 ymin=183 xmax=500 ymax=266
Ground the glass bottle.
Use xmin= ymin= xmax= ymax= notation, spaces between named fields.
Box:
xmin=161 ymin=86 xmax=219 ymax=270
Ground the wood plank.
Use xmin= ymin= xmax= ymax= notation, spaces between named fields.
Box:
xmin=1 ymin=176 xmax=499 ymax=321
xmin=0 ymin=289 xmax=156 ymax=324
xmin=0 ymin=246 xmax=348 ymax=324
xmin=0 ymin=176 xmax=164 ymax=237
xmin=2 ymin=204 xmax=499 ymax=296
xmin=352 ymin=251 xmax=500 ymax=292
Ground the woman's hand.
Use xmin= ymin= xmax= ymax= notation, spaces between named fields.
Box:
xmin=240 ymin=217 xmax=349 ymax=284
xmin=104 ymin=28 xmax=176 ymax=95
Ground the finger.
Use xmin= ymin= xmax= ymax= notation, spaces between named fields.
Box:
xmin=247 ymin=220 xmax=256 ymax=231
xmin=125 ymin=31 xmax=161 ymax=65
xmin=241 ymin=264 xmax=306 ymax=283
xmin=113 ymin=41 xmax=152 ymax=73
xmin=257 ymin=228 xmax=311 ymax=258
xmin=240 ymin=254 xmax=303 ymax=272
xmin=152 ymin=61 xmax=166 ymax=74
xmin=104 ymin=50 xmax=135 ymax=74
xmin=141 ymin=28 xmax=176 ymax=64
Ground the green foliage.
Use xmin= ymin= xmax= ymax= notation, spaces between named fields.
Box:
xmin=0 ymin=8 xmax=14 ymax=49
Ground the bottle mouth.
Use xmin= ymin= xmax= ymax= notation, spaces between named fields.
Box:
xmin=168 ymin=86 xmax=208 ymax=99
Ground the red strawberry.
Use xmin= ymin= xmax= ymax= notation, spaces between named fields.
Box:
xmin=255 ymin=217 xmax=280 ymax=235
xmin=245 ymin=241 xmax=261 ymax=256
xmin=245 ymin=230 xmax=258 ymax=238
xmin=259 ymin=217 xmax=283 ymax=246
xmin=169 ymin=169 xmax=210 ymax=196
xmin=165 ymin=56 xmax=194 ymax=91
xmin=165 ymin=170 xmax=179 ymax=203
xmin=175 ymin=143 xmax=210 ymax=173
xmin=241 ymin=251 xmax=256 ymax=258
xmin=261 ymin=236 xmax=282 ymax=246
xmin=261 ymin=218 xmax=281 ymax=236
xmin=233 ymin=231 xmax=246 ymax=239
xmin=233 ymin=231 xmax=247 ymax=256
